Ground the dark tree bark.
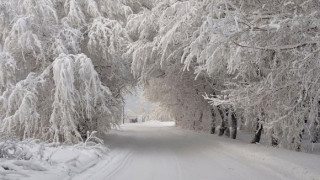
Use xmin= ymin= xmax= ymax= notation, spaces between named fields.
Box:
xmin=311 ymin=122 xmax=320 ymax=143
xmin=217 ymin=106 xmax=226 ymax=136
xmin=293 ymin=133 xmax=302 ymax=151
xmin=291 ymin=119 xmax=304 ymax=151
xmin=230 ymin=111 xmax=237 ymax=139
xmin=218 ymin=123 xmax=226 ymax=136
xmin=224 ymin=108 xmax=231 ymax=138
xmin=210 ymin=107 xmax=216 ymax=134
xmin=225 ymin=127 xmax=230 ymax=137
xmin=251 ymin=121 xmax=263 ymax=143
xmin=312 ymin=102 xmax=320 ymax=143
xmin=199 ymin=112 xmax=203 ymax=123
xmin=271 ymin=134 xmax=278 ymax=147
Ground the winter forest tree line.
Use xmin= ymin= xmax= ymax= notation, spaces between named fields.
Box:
xmin=0 ymin=0 xmax=319 ymax=151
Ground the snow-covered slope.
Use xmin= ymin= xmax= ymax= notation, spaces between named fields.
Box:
xmin=74 ymin=122 xmax=320 ymax=180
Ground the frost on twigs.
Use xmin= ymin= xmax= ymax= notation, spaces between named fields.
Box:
xmin=88 ymin=17 xmax=129 ymax=60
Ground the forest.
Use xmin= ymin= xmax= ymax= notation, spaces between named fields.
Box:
xmin=0 ymin=0 xmax=320 ymax=153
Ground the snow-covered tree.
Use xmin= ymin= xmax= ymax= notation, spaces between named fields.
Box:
xmin=126 ymin=0 xmax=224 ymax=132
xmin=0 ymin=0 xmax=150 ymax=143
xmin=147 ymin=103 xmax=174 ymax=122
xmin=183 ymin=0 xmax=320 ymax=150
xmin=127 ymin=0 xmax=320 ymax=150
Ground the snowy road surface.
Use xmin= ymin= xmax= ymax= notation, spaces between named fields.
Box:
xmin=73 ymin=121 xmax=320 ymax=180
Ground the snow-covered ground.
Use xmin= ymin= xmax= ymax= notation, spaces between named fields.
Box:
xmin=1 ymin=121 xmax=320 ymax=180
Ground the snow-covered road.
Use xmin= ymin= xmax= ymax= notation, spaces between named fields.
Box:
xmin=73 ymin=122 xmax=320 ymax=180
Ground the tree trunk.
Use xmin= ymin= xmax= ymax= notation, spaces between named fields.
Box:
xmin=217 ymin=106 xmax=226 ymax=136
xmin=199 ymin=112 xmax=203 ymax=123
xmin=210 ymin=107 xmax=216 ymax=134
xmin=271 ymin=134 xmax=278 ymax=147
xmin=295 ymin=132 xmax=302 ymax=151
xmin=292 ymin=119 xmax=305 ymax=151
xmin=311 ymin=123 xmax=320 ymax=143
xmin=230 ymin=111 xmax=237 ymax=139
xmin=251 ymin=121 xmax=263 ymax=143
xmin=224 ymin=127 xmax=230 ymax=137
xmin=224 ymin=108 xmax=231 ymax=138
xmin=218 ymin=126 xmax=226 ymax=136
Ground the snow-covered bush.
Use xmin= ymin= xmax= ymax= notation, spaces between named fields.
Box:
xmin=0 ymin=134 xmax=33 ymax=160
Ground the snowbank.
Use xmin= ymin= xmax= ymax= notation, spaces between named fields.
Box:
xmin=0 ymin=133 xmax=108 ymax=180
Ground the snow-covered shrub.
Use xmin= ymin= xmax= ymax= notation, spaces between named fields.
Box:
xmin=0 ymin=135 xmax=32 ymax=160
xmin=73 ymin=131 xmax=108 ymax=158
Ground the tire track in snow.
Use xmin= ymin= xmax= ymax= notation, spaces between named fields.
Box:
xmin=72 ymin=150 xmax=133 ymax=180
xmin=172 ymin=152 xmax=183 ymax=180
xmin=101 ymin=150 xmax=133 ymax=180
